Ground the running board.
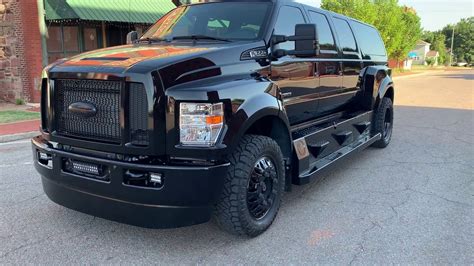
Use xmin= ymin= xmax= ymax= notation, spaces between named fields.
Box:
xmin=295 ymin=133 xmax=381 ymax=185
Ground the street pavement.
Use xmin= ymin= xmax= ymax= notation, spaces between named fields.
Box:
xmin=0 ymin=70 xmax=473 ymax=264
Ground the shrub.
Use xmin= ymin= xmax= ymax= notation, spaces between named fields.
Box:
xmin=15 ymin=98 xmax=25 ymax=105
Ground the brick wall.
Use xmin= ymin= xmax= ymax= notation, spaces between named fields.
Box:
xmin=0 ymin=0 xmax=42 ymax=103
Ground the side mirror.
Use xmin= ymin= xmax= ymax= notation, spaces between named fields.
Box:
xmin=126 ymin=31 xmax=139 ymax=44
xmin=294 ymin=24 xmax=319 ymax=57
xmin=271 ymin=24 xmax=320 ymax=58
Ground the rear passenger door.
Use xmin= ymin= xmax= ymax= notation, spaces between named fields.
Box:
xmin=332 ymin=17 xmax=363 ymax=111
xmin=271 ymin=5 xmax=318 ymax=125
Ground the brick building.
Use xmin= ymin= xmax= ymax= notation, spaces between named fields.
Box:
xmin=0 ymin=0 xmax=43 ymax=103
xmin=0 ymin=0 xmax=175 ymax=103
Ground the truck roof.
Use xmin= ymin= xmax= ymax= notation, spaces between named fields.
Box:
xmin=183 ymin=0 xmax=378 ymax=31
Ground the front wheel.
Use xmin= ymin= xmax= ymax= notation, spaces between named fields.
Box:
xmin=372 ymin=97 xmax=394 ymax=148
xmin=214 ymin=135 xmax=285 ymax=237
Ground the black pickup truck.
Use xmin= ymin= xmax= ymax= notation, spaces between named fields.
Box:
xmin=33 ymin=0 xmax=394 ymax=237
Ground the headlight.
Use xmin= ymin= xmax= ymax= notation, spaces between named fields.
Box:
xmin=179 ymin=102 xmax=224 ymax=146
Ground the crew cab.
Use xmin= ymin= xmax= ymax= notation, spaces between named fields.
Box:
xmin=33 ymin=0 xmax=394 ymax=237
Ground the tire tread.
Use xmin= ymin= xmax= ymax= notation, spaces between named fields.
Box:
xmin=214 ymin=134 xmax=284 ymax=237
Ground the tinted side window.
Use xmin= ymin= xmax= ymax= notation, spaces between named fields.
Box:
xmin=333 ymin=18 xmax=358 ymax=53
xmin=351 ymin=21 xmax=386 ymax=57
xmin=308 ymin=11 xmax=336 ymax=51
xmin=274 ymin=6 xmax=306 ymax=50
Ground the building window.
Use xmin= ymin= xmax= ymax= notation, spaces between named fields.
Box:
xmin=46 ymin=25 xmax=101 ymax=63
xmin=47 ymin=25 xmax=79 ymax=63
xmin=47 ymin=26 xmax=62 ymax=53
xmin=83 ymin=27 xmax=99 ymax=51
xmin=63 ymin=26 xmax=79 ymax=55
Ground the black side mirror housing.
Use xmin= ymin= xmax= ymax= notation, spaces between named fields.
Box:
xmin=271 ymin=24 xmax=320 ymax=58
xmin=126 ymin=31 xmax=139 ymax=44
xmin=294 ymin=24 xmax=319 ymax=56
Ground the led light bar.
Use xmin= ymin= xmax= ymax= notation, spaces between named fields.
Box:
xmin=71 ymin=160 xmax=101 ymax=176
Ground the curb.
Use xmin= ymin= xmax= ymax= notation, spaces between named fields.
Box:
xmin=392 ymin=72 xmax=431 ymax=80
xmin=0 ymin=131 xmax=38 ymax=143
xmin=0 ymin=119 xmax=40 ymax=126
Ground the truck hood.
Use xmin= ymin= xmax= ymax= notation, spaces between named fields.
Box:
xmin=61 ymin=44 xmax=211 ymax=68
xmin=49 ymin=42 xmax=263 ymax=74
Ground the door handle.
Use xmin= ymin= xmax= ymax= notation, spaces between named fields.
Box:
xmin=281 ymin=92 xmax=292 ymax=98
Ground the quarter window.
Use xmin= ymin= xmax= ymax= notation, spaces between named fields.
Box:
xmin=351 ymin=21 xmax=386 ymax=57
xmin=274 ymin=6 xmax=306 ymax=50
xmin=308 ymin=11 xmax=336 ymax=51
xmin=333 ymin=18 xmax=358 ymax=53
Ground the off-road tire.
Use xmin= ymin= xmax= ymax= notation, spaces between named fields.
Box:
xmin=214 ymin=135 xmax=285 ymax=237
xmin=372 ymin=97 xmax=394 ymax=148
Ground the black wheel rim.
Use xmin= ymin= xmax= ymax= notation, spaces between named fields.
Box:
xmin=383 ymin=108 xmax=393 ymax=142
xmin=247 ymin=156 xmax=278 ymax=220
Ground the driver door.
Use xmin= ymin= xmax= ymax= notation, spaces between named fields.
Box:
xmin=270 ymin=5 xmax=319 ymax=126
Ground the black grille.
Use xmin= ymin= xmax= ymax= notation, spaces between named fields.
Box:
xmin=129 ymin=83 xmax=149 ymax=146
xmin=40 ymin=78 xmax=48 ymax=132
xmin=54 ymin=79 xmax=123 ymax=143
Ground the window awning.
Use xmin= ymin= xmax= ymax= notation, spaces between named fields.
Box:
xmin=44 ymin=0 xmax=176 ymax=24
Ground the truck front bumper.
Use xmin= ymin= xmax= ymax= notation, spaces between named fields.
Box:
xmin=32 ymin=136 xmax=229 ymax=228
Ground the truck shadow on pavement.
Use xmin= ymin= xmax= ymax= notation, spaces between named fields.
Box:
xmin=56 ymin=106 xmax=474 ymax=221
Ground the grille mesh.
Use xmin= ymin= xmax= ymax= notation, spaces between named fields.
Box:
xmin=129 ymin=83 xmax=149 ymax=146
xmin=54 ymin=79 xmax=123 ymax=143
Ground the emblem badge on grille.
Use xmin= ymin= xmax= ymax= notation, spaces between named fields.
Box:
xmin=68 ymin=102 xmax=97 ymax=117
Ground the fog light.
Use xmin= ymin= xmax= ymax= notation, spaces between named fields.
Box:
xmin=37 ymin=151 xmax=52 ymax=169
xmin=39 ymin=152 xmax=51 ymax=161
xmin=149 ymin=173 xmax=162 ymax=184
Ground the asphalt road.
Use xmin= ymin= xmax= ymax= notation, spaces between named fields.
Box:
xmin=1 ymin=70 xmax=473 ymax=264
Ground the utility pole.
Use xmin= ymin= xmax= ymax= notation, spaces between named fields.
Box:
xmin=449 ymin=26 xmax=455 ymax=66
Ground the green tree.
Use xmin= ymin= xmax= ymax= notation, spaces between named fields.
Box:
xmin=442 ymin=17 xmax=473 ymax=64
xmin=321 ymin=0 xmax=422 ymax=62
xmin=431 ymin=34 xmax=448 ymax=65
xmin=422 ymin=30 xmax=435 ymax=44
xmin=391 ymin=7 xmax=421 ymax=63
xmin=425 ymin=57 xmax=435 ymax=66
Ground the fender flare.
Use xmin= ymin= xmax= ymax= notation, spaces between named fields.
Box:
xmin=359 ymin=65 xmax=395 ymax=110
xmin=223 ymin=88 xmax=293 ymax=158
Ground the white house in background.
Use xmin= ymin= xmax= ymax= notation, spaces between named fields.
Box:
xmin=408 ymin=40 xmax=440 ymax=65
xmin=409 ymin=40 xmax=431 ymax=65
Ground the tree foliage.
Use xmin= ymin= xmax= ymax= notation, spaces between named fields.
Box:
xmin=425 ymin=57 xmax=435 ymax=66
xmin=441 ymin=17 xmax=473 ymax=64
xmin=423 ymin=17 xmax=473 ymax=64
xmin=321 ymin=0 xmax=422 ymax=61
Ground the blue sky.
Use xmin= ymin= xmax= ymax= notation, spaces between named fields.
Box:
xmin=296 ymin=0 xmax=473 ymax=31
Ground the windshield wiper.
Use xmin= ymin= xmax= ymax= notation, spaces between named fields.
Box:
xmin=138 ymin=37 xmax=169 ymax=44
xmin=172 ymin=35 xmax=232 ymax=42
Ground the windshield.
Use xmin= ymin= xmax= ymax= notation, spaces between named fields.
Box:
xmin=141 ymin=3 xmax=272 ymax=41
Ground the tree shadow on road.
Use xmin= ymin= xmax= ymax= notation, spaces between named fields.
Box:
xmin=433 ymin=73 xmax=474 ymax=80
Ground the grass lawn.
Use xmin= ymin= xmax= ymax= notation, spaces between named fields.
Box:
xmin=0 ymin=110 xmax=40 ymax=124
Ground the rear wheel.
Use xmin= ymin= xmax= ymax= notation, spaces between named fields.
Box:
xmin=372 ymin=97 xmax=394 ymax=148
xmin=214 ymin=135 xmax=285 ymax=237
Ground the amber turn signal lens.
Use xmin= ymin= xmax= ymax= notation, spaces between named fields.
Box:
xmin=206 ymin=115 xmax=223 ymax=125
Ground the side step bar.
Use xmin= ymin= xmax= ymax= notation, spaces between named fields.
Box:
xmin=295 ymin=133 xmax=381 ymax=185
